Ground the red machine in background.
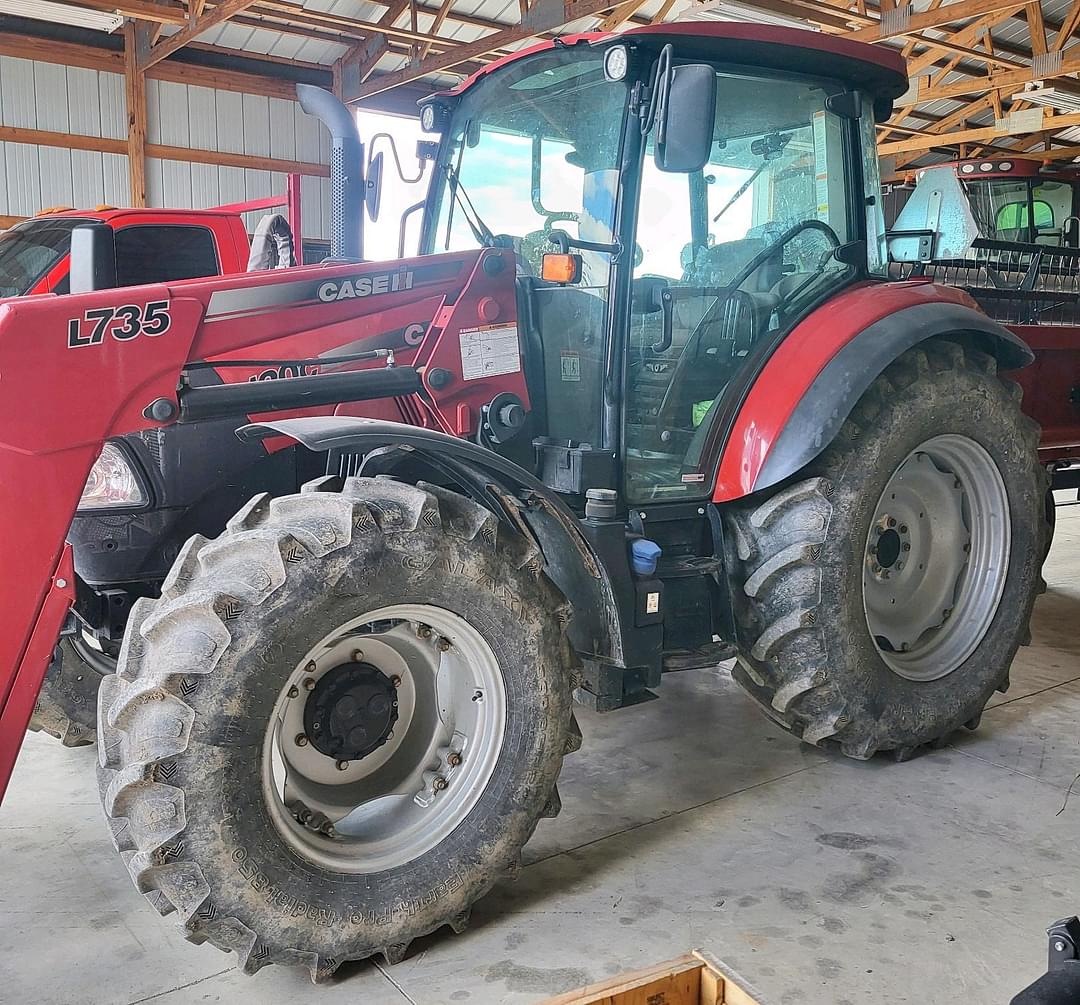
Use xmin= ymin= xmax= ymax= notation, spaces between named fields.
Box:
xmin=888 ymin=157 xmax=1080 ymax=493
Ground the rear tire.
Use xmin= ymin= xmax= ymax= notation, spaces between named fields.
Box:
xmin=97 ymin=476 xmax=579 ymax=981
xmin=722 ymin=339 xmax=1042 ymax=759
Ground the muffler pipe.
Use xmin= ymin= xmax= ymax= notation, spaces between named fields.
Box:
xmin=296 ymin=83 xmax=365 ymax=260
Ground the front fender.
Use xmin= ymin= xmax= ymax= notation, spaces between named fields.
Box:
xmin=238 ymin=416 xmax=625 ymax=666
xmin=713 ymin=282 xmax=1033 ymax=501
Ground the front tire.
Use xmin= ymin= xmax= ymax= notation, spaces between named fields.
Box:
xmin=97 ymin=477 xmax=579 ymax=981
xmin=722 ymin=338 xmax=1042 ymax=760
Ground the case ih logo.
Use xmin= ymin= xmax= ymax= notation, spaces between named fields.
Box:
xmin=317 ymin=269 xmax=414 ymax=303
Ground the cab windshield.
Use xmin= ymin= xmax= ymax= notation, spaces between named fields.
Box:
xmin=0 ymin=218 xmax=86 ymax=298
xmin=426 ymin=50 xmax=628 ymax=280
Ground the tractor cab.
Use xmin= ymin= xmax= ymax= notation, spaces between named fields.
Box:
xmin=415 ymin=25 xmax=906 ymax=505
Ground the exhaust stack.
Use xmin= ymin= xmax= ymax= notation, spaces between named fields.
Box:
xmin=296 ymin=84 xmax=365 ymax=260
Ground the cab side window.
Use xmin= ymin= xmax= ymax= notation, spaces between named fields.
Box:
xmin=114 ymin=226 xmax=219 ymax=286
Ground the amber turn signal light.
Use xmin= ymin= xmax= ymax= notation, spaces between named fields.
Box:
xmin=541 ymin=253 xmax=582 ymax=284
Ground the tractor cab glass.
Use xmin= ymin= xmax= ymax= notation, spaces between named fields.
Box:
xmin=963 ymin=176 xmax=1074 ymax=244
xmin=422 ymin=50 xmax=627 ymax=449
xmin=624 ymin=69 xmax=860 ymax=502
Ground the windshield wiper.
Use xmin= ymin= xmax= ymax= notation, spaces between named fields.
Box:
xmin=444 ymin=163 xmax=497 ymax=248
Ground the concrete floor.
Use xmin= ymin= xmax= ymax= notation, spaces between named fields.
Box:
xmin=4 ymin=510 xmax=1080 ymax=1005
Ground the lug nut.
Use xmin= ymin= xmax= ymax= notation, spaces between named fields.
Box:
xmin=287 ymin=685 xmax=299 ymax=699
xmin=303 ymin=677 xmax=316 ymax=691
xmin=447 ymin=752 xmax=462 ymax=767
xmin=390 ymin=675 xmax=402 ymax=688
xmin=417 ymin=624 xmax=433 ymax=639
xmin=887 ymin=517 xmax=897 ymax=528
xmin=900 ymin=524 xmax=908 ymax=534
xmin=433 ymin=776 xmax=448 ymax=791
xmin=295 ymin=733 xmax=309 ymax=747
xmin=351 ymin=649 xmax=364 ymax=662
xmin=896 ymin=562 xmax=904 ymax=570
xmin=903 ymin=543 xmax=911 ymax=552
xmin=438 ymin=637 xmax=451 ymax=652
xmin=321 ymin=821 xmax=336 ymax=837
xmin=336 ymin=759 xmax=349 ymax=771
xmin=305 ymin=661 xmax=317 ymax=673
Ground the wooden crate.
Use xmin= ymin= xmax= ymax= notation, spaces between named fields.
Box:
xmin=539 ymin=950 xmax=766 ymax=1005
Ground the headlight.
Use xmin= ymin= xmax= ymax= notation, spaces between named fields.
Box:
xmin=603 ymin=45 xmax=628 ymax=82
xmin=419 ymin=101 xmax=451 ymax=134
xmin=78 ymin=443 xmax=147 ymax=511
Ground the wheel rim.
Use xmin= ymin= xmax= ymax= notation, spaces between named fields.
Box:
xmin=262 ymin=604 xmax=506 ymax=874
xmin=861 ymin=434 xmax=1010 ymax=682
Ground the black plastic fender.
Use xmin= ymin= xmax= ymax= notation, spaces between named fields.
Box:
xmin=754 ymin=302 xmax=1035 ymax=493
xmin=239 ymin=416 xmax=626 ymax=666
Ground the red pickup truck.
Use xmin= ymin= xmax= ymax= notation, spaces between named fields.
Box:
xmin=0 ymin=207 xmax=259 ymax=298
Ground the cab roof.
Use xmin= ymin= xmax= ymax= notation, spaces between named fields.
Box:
xmin=440 ymin=22 xmax=908 ymax=103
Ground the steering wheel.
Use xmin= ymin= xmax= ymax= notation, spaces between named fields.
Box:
xmin=724 ymin=219 xmax=842 ymax=294
xmin=651 ymin=221 xmax=841 ymax=441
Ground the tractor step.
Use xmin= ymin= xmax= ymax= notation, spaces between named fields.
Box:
xmin=662 ymin=641 xmax=736 ymax=673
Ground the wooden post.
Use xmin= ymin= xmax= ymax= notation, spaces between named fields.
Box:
xmin=123 ymin=21 xmax=148 ymax=208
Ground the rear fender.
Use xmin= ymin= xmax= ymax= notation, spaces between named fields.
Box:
xmin=713 ymin=285 xmax=1034 ymax=501
xmin=239 ymin=416 xmax=625 ymax=667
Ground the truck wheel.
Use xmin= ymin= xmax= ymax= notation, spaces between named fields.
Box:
xmin=722 ymin=339 xmax=1042 ymax=760
xmin=28 ymin=638 xmax=110 ymax=747
xmin=96 ymin=477 xmax=579 ymax=981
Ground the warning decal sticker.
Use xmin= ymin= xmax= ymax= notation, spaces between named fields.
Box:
xmin=459 ymin=324 xmax=522 ymax=381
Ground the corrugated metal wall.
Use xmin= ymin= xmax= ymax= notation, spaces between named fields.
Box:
xmin=0 ymin=55 xmax=330 ymax=239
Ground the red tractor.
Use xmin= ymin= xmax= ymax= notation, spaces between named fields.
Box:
xmin=0 ymin=24 xmax=1045 ymax=981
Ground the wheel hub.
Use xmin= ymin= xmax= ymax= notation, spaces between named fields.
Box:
xmin=304 ymin=662 xmax=398 ymax=761
xmin=862 ymin=435 xmax=1010 ymax=682
xmin=262 ymin=606 xmax=507 ymax=874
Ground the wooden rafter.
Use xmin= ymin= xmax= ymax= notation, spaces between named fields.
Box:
xmin=420 ymin=0 xmax=458 ymax=60
xmin=597 ymin=0 xmax=650 ymax=31
xmin=878 ymin=108 xmax=1080 ymax=156
xmin=912 ymin=46 xmax=1080 ymax=103
xmin=140 ymin=0 xmax=264 ymax=70
xmin=1053 ymin=0 xmax=1080 ymax=51
xmin=351 ymin=0 xmax=588 ymax=98
xmin=849 ymin=0 xmax=1032 ymax=44
xmin=1026 ymin=1 xmax=1047 ymax=55
xmin=346 ymin=0 xmax=413 ymax=87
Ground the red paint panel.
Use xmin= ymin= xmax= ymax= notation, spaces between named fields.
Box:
xmin=712 ymin=281 xmax=979 ymax=502
xmin=0 ymin=250 xmax=492 ymax=799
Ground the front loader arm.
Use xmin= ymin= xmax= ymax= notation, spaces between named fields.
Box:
xmin=0 ymin=291 xmax=205 ymax=796
xmin=0 ymin=248 xmax=515 ymax=800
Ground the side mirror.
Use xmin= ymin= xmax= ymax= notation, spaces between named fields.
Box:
xmin=365 ymin=150 xmax=384 ymax=223
xmin=655 ymin=64 xmax=716 ymax=174
xmin=70 ymin=223 xmax=117 ymax=293
xmin=1065 ymin=216 xmax=1080 ymax=249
